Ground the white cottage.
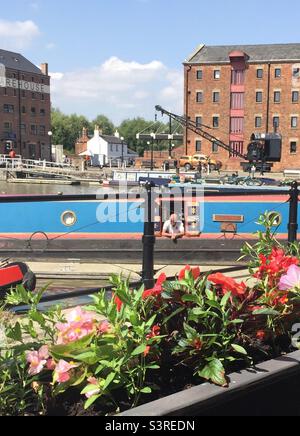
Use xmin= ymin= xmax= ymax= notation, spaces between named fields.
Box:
xmin=86 ymin=127 xmax=138 ymax=167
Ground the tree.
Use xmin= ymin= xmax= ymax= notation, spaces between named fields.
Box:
xmin=91 ymin=115 xmax=115 ymax=135
xmin=118 ymin=118 xmax=169 ymax=156
xmin=51 ymin=108 xmax=90 ymax=152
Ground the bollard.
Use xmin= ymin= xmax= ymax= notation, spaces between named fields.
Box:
xmin=288 ymin=181 xmax=299 ymax=244
xmin=142 ymin=182 xmax=155 ymax=290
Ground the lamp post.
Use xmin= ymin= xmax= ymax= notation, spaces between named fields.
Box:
xmin=150 ymin=133 xmax=155 ymax=171
xmin=48 ymin=131 xmax=53 ymax=162
xmin=121 ymin=136 xmax=124 ymax=166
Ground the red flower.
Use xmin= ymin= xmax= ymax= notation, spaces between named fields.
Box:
xmin=113 ymin=294 xmax=123 ymax=312
xmin=193 ymin=339 xmax=203 ymax=350
xmin=255 ymin=248 xmax=299 ymax=287
xmin=142 ymin=274 xmax=167 ymax=300
xmin=178 ymin=265 xmax=201 ymax=281
xmin=256 ymin=330 xmax=266 ymax=341
xmin=144 ymin=346 xmax=151 ymax=357
xmin=268 ymin=291 xmax=289 ymax=307
xmin=208 ymin=273 xmax=247 ymax=297
xmin=146 ymin=325 xmax=161 ymax=340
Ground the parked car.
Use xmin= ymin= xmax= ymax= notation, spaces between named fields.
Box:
xmin=179 ymin=154 xmax=222 ymax=172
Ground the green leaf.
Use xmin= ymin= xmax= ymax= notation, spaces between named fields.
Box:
xmin=221 ymin=292 xmax=232 ymax=308
xmin=81 ymin=384 xmax=100 ymax=395
xmin=182 ymin=295 xmax=199 ymax=303
xmin=198 ymin=359 xmax=227 ymax=387
xmin=84 ymin=394 xmax=101 ymax=410
xmin=140 ymin=387 xmax=152 ymax=394
xmin=131 ymin=344 xmax=147 ymax=357
xmin=162 ymin=307 xmax=185 ymax=325
xmin=231 ymin=344 xmax=248 ymax=356
xmin=103 ymin=372 xmax=116 ymax=391
xmin=205 ymin=289 xmax=215 ymax=301
xmin=253 ymin=308 xmax=280 ymax=316
xmin=50 ymin=334 xmax=94 ymax=359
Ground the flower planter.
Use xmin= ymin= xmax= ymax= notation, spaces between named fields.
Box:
xmin=120 ymin=350 xmax=300 ymax=416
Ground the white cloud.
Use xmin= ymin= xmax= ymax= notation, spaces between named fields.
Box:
xmin=50 ymin=57 xmax=183 ymax=123
xmin=46 ymin=42 xmax=56 ymax=50
xmin=0 ymin=20 xmax=40 ymax=50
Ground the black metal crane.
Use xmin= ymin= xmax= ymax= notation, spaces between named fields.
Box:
xmin=155 ymin=105 xmax=248 ymax=160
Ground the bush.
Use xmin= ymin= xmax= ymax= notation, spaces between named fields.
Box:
xmin=1 ymin=214 xmax=300 ymax=415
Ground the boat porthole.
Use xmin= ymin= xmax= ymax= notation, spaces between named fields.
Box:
xmin=267 ymin=211 xmax=282 ymax=226
xmin=61 ymin=211 xmax=77 ymax=227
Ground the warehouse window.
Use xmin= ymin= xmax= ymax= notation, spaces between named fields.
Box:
xmin=31 ymin=124 xmax=38 ymax=135
xmin=196 ymin=92 xmax=203 ymax=103
xmin=293 ymin=68 xmax=300 ymax=78
xmin=275 ymin=68 xmax=281 ymax=78
xmin=255 ymin=116 xmax=262 ymax=128
xmin=230 ymin=117 xmax=244 ymax=134
xmin=257 ymin=69 xmax=263 ymax=79
xmin=256 ymin=91 xmax=263 ymax=103
xmin=20 ymin=123 xmax=26 ymax=134
xmin=291 ymin=117 xmax=298 ymax=128
xmin=39 ymin=125 xmax=46 ymax=136
xmin=213 ymin=91 xmax=220 ymax=103
xmin=214 ymin=70 xmax=221 ymax=80
xmin=213 ymin=116 xmax=219 ymax=128
xmin=196 ymin=70 xmax=203 ymax=80
xmin=292 ymin=91 xmax=299 ymax=103
xmin=4 ymin=122 xmax=12 ymax=133
xmin=231 ymin=70 xmax=245 ymax=85
xmin=195 ymin=140 xmax=202 ymax=152
xmin=274 ymin=91 xmax=281 ymax=103
xmin=290 ymin=141 xmax=297 ymax=154
xmin=231 ymin=93 xmax=244 ymax=109
xmin=3 ymin=104 xmax=14 ymax=113
xmin=273 ymin=117 xmax=280 ymax=128
xmin=195 ymin=116 xmax=202 ymax=127
xmin=212 ymin=142 xmax=219 ymax=153
xmin=230 ymin=141 xmax=244 ymax=158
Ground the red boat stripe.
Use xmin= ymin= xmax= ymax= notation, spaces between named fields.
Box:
xmin=0 ymin=266 xmax=24 ymax=287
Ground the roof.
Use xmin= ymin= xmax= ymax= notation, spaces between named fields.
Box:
xmin=0 ymin=49 xmax=42 ymax=74
xmin=186 ymin=43 xmax=300 ymax=64
xmin=100 ymin=135 xmax=126 ymax=144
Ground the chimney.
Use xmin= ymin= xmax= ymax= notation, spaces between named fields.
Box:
xmin=40 ymin=63 xmax=49 ymax=76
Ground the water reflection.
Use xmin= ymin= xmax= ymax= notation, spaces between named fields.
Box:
xmin=0 ymin=181 xmax=104 ymax=195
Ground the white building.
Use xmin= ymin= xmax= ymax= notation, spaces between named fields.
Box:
xmin=86 ymin=127 xmax=138 ymax=167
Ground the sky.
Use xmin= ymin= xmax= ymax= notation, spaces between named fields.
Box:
xmin=1 ymin=0 xmax=300 ymax=124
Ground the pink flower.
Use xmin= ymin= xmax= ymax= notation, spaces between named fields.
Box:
xmin=85 ymin=377 xmax=101 ymax=399
xmin=279 ymin=265 xmax=300 ymax=291
xmin=26 ymin=346 xmax=49 ymax=376
xmin=54 ymin=360 xmax=77 ymax=384
xmin=46 ymin=359 xmax=56 ymax=371
xmin=56 ymin=307 xmax=96 ymax=345
xmin=98 ymin=320 xmax=110 ymax=335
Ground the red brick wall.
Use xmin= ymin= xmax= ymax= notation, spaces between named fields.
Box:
xmin=0 ymin=67 xmax=51 ymax=160
xmin=185 ymin=61 xmax=300 ymax=171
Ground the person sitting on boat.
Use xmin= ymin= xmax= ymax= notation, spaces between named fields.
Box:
xmin=162 ymin=214 xmax=185 ymax=240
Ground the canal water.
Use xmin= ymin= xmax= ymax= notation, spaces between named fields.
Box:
xmin=0 ymin=181 xmax=101 ymax=195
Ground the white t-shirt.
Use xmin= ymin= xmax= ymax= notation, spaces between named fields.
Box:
xmin=163 ymin=220 xmax=185 ymax=235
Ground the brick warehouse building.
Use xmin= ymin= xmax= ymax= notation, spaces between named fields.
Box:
xmin=0 ymin=49 xmax=51 ymax=160
xmin=184 ymin=43 xmax=300 ymax=171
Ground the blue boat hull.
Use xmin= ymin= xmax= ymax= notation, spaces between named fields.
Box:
xmin=0 ymin=187 xmax=296 ymax=264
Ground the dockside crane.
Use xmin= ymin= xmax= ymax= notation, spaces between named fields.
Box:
xmin=155 ymin=105 xmax=282 ymax=171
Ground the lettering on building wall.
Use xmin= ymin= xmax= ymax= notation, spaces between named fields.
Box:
xmin=0 ymin=64 xmax=50 ymax=94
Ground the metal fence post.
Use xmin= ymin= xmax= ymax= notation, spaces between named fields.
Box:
xmin=288 ymin=181 xmax=299 ymax=244
xmin=142 ymin=182 xmax=155 ymax=290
